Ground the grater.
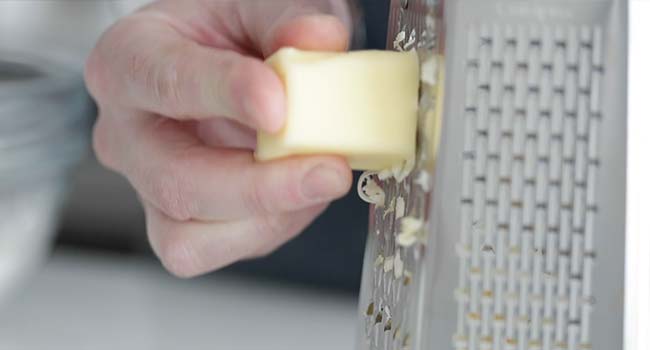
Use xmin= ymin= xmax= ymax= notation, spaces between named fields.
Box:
xmin=356 ymin=1 xmax=628 ymax=350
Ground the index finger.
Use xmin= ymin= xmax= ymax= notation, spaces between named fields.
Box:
xmin=85 ymin=2 xmax=351 ymax=132
xmin=85 ymin=14 xmax=286 ymax=132
xmin=238 ymin=0 xmax=351 ymax=56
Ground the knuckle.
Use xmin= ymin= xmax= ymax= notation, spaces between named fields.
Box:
xmin=251 ymin=215 xmax=297 ymax=258
xmin=243 ymin=164 xmax=307 ymax=215
xmin=244 ymin=179 xmax=274 ymax=215
xmin=132 ymin=43 xmax=193 ymax=117
xmin=126 ymin=50 xmax=161 ymax=103
xmin=147 ymin=162 xmax=197 ymax=222
xmin=224 ymin=58 xmax=261 ymax=113
xmin=254 ymin=215 xmax=287 ymax=242
xmin=282 ymin=180 xmax=307 ymax=210
xmin=84 ymin=51 xmax=106 ymax=100
xmin=91 ymin=116 xmax=115 ymax=169
xmin=225 ymin=59 xmax=249 ymax=92
xmin=84 ymin=17 xmax=134 ymax=101
xmin=152 ymin=58 xmax=183 ymax=115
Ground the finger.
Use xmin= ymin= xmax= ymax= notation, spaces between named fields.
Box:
xmin=94 ymin=112 xmax=351 ymax=221
xmin=194 ymin=118 xmax=257 ymax=150
xmin=237 ymin=0 xmax=351 ymax=56
xmin=85 ymin=14 xmax=286 ymax=132
xmin=145 ymin=202 xmax=328 ymax=277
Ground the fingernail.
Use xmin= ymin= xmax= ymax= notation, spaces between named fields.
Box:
xmin=302 ymin=164 xmax=348 ymax=202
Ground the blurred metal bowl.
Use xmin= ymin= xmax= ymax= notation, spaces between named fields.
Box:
xmin=0 ymin=51 xmax=91 ymax=305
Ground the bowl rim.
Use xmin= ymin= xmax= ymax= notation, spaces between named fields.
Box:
xmin=0 ymin=50 xmax=82 ymax=98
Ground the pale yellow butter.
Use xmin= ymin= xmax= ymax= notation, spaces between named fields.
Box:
xmin=255 ymin=48 xmax=420 ymax=171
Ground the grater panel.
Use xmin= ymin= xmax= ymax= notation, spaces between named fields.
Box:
xmin=357 ymin=1 xmax=443 ymax=349
xmin=414 ymin=1 xmax=627 ymax=349
xmin=453 ymin=23 xmax=606 ymax=350
xmin=357 ymin=0 xmax=627 ymax=350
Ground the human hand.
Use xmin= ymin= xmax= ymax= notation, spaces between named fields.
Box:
xmin=85 ymin=0 xmax=354 ymax=277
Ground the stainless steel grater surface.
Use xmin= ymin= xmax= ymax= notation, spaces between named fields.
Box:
xmin=357 ymin=1 xmax=628 ymax=350
xmin=357 ymin=0 xmax=443 ymax=349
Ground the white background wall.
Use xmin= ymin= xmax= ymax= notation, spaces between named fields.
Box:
xmin=626 ymin=1 xmax=650 ymax=349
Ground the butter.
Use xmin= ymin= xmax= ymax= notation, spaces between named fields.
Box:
xmin=255 ymin=48 xmax=420 ymax=171
xmin=420 ymin=55 xmax=445 ymax=171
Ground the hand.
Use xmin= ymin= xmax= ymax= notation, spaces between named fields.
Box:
xmin=85 ymin=0 xmax=354 ymax=277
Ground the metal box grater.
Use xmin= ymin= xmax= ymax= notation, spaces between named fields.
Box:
xmin=356 ymin=1 xmax=628 ymax=350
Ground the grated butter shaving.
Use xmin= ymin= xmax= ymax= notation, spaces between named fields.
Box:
xmin=393 ymin=251 xmax=404 ymax=279
xmin=425 ymin=15 xmax=436 ymax=30
xmin=392 ymin=156 xmax=416 ymax=183
xmin=414 ymin=171 xmax=431 ymax=192
xmin=357 ymin=158 xmax=416 ymax=205
xmin=375 ymin=254 xmax=385 ymax=267
xmin=420 ymin=55 xmax=438 ymax=86
xmin=383 ymin=256 xmax=394 ymax=273
xmin=383 ymin=197 xmax=396 ymax=219
xmin=403 ymin=269 xmax=412 ymax=286
xmin=378 ymin=169 xmax=393 ymax=181
xmin=396 ymin=216 xmax=425 ymax=247
xmin=357 ymin=171 xmax=386 ymax=206
xmin=395 ymin=196 xmax=406 ymax=219
xmin=384 ymin=305 xmax=392 ymax=319
xmin=402 ymin=216 xmax=424 ymax=232
xmin=404 ymin=29 xmax=417 ymax=50
xmin=397 ymin=232 xmax=419 ymax=247
xmin=393 ymin=31 xmax=406 ymax=51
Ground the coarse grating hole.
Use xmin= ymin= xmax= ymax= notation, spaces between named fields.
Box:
xmin=455 ymin=23 xmax=604 ymax=350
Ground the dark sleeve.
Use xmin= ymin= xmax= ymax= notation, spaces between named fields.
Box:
xmin=359 ymin=0 xmax=390 ymax=49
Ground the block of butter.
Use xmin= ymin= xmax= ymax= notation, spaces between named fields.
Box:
xmin=255 ymin=48 xmax=420 ymax=171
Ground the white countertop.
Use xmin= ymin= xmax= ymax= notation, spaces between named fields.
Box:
xmin=0 ymin=249 xmax=357 ymax=350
